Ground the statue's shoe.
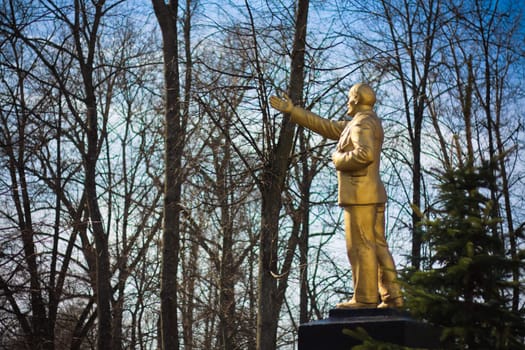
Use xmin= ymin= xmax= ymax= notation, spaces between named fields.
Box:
xmin=336 ymin=300 xmax=378 ymax=309
xmin=377 ymin=297 xmax=403 ymax=309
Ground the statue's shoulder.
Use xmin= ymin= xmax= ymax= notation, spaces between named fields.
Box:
xmin=354 ymin=112 xmax=383 ymax=134
xmin=354 ymin=111 xmax=379 ymax=124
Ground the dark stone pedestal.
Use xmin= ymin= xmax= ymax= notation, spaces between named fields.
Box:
xmin=298 ymin=308 xmax=440 ymax=349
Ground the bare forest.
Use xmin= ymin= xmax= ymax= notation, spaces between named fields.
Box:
xmin=0 ymin=0 xmax=524 ymax=349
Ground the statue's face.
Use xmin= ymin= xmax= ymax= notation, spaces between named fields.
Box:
xmin=346 ymin=87 xmax=360 ymax=116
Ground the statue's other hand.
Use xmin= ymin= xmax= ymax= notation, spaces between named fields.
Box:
xmin=269 ymin=94 xmax=294 ymax=114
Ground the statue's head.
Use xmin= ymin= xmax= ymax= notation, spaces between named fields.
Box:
xmin=347 ymin=83 xmax=376 ymax=116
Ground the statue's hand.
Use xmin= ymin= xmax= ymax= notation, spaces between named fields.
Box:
xmin=269 ymin=94 xmax=294 ymax=114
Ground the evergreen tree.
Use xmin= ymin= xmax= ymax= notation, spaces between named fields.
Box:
xmin=405 ymin=161 xmax=525 ymax=349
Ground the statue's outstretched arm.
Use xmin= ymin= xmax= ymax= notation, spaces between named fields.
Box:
xmin=269 ymin=94 xmax=344 ymax=140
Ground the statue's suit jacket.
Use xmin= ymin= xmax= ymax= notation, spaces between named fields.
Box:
xmin=290 ymin=108 xmax=387 ymax=206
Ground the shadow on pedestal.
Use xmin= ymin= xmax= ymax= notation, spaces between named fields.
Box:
xmin=298 ymin=308 xmax=441 ymax=349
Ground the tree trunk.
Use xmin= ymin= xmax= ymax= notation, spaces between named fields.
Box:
xmin=218 ymin=156 xmax=236 ymax=350
xmin=81 ymin=30 xmax=114 ymax=350
xmin=71 ymin=0 xmax=115 ymax=347
xmin=298 ymin=130 xmax=312 ymax=325
xmin=152 ymin=1 xmax=184 ymax=349
xmin=256 ymin=1 xmax=309 ymax=349
xmin=85 ymin=91 xmax=113 ymax=350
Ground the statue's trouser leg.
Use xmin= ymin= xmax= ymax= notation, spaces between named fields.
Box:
xmin=344 ymin=205 xmax=379 ymax=304
xmin=374 ymin=205 xmax=402 ymax=303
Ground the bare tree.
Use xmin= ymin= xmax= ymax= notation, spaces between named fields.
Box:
xmin=438 ymin=0 xmax=525 ymax=311
xmin=0 ymin=16 xmax=53 ymax=348
xmin=248 ymin=1 xmax=310 ymax=349
xmin=151 ymin=0 xmax=194 ymax=348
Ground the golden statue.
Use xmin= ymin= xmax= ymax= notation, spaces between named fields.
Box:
xmin=270 ymin=83 xmax=402 ymax=309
